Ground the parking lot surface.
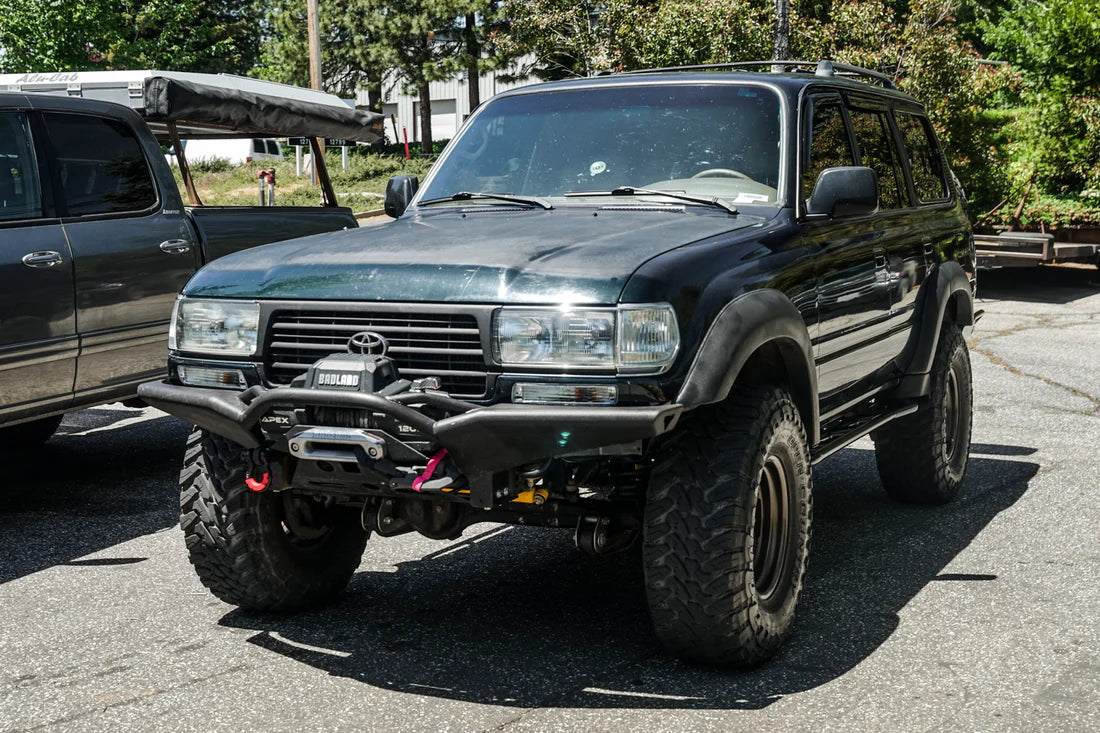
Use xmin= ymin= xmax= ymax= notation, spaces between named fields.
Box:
xmin=2 ymin=267 xmax=1098 ymax=733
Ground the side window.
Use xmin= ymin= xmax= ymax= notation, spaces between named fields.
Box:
xmin=265 ymin=140 xmax=280 ymax=156
xmin=0 ymin=112 xmax=44 ymax=221
xmin=803 ymin=98 xmax=855 ymax=201
xmin=896 ymin=112 xmax=948 ymax=202
xmin=253 ymin=139 xmax=266 ymax=155
xmin=847 ymin=106 xmax=908 ymax=210
xmin=43 ymin=113 xmax=157 ymax=216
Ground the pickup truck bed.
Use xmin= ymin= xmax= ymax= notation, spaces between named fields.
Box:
xmin=0 ymin=91 xmax=357 ymax=433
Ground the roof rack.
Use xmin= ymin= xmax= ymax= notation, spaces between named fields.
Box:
xmin=622 ymin=59 xmax=897 ymax=90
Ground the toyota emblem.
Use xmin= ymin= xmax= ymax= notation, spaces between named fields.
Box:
xmin=347 ymin=331 xmax=389 ymax=356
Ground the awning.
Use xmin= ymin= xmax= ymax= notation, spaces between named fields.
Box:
xmin=143 ymin=75 xmax=384 ymax=143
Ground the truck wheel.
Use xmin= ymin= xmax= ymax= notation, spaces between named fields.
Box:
xmin=873 ymin=323 xmax=973 ymax=504
xmin=643 ymin=385 xmax=812 ymax=667
xmin=179 ymin=428 xmax=368 ymax=611
xmin=0 ymin=414 xmax=63 ymax=450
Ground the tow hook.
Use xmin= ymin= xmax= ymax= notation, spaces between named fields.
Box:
xmin=242 ymin=448 xmax=270 ymax=492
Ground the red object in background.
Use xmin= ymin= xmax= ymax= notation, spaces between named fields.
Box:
xmin=402 ymin=126 xmax=410 ymax=160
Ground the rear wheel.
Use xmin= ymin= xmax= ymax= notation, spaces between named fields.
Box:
xmin=643 ymin=385 xmax=812 ymax=666
xmin=0 ymin=414 xmax=63 ymax=450
xmin=179 ymin=428 xmax=368 ymax=610
xmin=873 ymin=323 xmax=973 ymax=503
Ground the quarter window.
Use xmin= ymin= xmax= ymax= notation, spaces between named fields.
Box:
xmin=848 ymin=107 xmax=908 ymax=210
xmin=0 ymin=112 xmax=44 ymax=221
xmin=803 ymin=99 xmax=855 ymax=201
xmin=43 ymin=113 xmax=157 ymax=216
xmin=896 ymin=113 xmax=948 ymax=202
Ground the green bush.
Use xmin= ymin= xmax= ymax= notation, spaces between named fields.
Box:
xmin=188 ymin=157 xmax=234 ymax=174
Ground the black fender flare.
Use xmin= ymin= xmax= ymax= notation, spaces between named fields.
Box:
xmin=675 ymin=289 xmax=819 ymax=444
xmin=895 ymin=260 xmax=975 ymax=398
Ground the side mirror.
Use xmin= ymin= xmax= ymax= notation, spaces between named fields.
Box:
xmin=385 ymin=175 xmax=419 ymax=218
xmin=806 ymin=166 xmax=878 ymax=218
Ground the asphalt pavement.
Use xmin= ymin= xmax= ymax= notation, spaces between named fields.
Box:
xmin=1 ymin=266 xmax=1098 ymax=732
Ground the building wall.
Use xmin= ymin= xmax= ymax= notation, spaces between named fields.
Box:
xmin=359 ymin=56 xmax=538 ymax=145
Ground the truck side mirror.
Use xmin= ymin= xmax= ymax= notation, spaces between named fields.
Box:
xmin=806 ymin=166 xmax=878 ymax=218
xmin=385 ymin=175 xmax=419 ymax=218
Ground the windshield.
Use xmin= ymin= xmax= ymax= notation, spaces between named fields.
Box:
xmin=418 ymin=83 xmax=784 ymax=208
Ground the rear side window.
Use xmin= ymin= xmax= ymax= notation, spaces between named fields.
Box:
xmin=848 ymin=106 xmax=908 ymax=210
xmin=43 ymin=114 xmax=156 ymax=215
xmin=803 ymin=98 xmax=854 ymax=200
xmin=0 ymin=112 xmax=44 ymax=221
xmin=253 ymin=139 xmax=266 ymax=155
xmin=896 ymin=113 xmax=948 ymax=202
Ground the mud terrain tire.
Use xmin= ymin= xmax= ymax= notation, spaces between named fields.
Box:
xmin=643 ymin=385 xmax=812 ymax=667
xmin=873 ymin=323 xmax=973 ymax=504
xmin=179 ymin=428 xmax=368 ymax=610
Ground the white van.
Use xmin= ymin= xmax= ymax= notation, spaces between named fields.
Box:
xmin=170 ymin=138 xmax=285 ymax=166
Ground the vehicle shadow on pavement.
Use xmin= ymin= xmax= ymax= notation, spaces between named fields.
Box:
xmin=0 ymin=407 xmax=189 ymax=584
xmin=219 ymin=444 xmax=1038 ymax=710
xmin=978 ymin=266 xmax=1100 ymax=305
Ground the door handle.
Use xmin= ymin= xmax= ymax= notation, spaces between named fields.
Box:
xmin=159 ymin=239 xmax=192 ymax=254
xmin=873 ymin=247 xmax=887 ymax=269
xmin=21 ymin=250 xmax=63 ymax=268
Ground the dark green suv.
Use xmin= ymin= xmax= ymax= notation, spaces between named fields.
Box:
xmin=141 ymin=61 xmax=977 ymax=666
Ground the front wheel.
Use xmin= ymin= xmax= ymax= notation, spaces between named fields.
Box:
xmin=179 ymin=429 xmax=369 ymax=611
xmin=643 ymin=385 xmax=812 ymax=666
xmin=873 ymin=323 xmax=973 ymax=504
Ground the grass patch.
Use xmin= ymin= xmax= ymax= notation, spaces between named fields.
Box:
xmin=173 ymin=151 xmax=434 ymax=209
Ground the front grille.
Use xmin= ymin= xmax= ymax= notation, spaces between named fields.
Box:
xmin=265 ymin=310 xmax=488 ymax=397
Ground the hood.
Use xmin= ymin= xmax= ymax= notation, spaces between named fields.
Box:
xmin=184 ymin=206 xmax=765 ymax=304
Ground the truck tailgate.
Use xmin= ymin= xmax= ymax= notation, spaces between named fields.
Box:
xmin=187 ymin=206 xmax=358 ymax=263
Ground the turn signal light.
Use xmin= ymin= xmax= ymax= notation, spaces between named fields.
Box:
xmin=177 ymin=365 xmax=247 ymax=389
xmin=511 ymin=383 xmax=618 ymax=405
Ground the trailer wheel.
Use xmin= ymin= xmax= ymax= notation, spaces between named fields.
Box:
xmin=179 ymin=428 xmax=368 ymax=611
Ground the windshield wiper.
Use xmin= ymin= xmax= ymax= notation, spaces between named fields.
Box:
xmin=418 ymin=191 xmax=553 ymax=210
xmin=564 ymin=186 xmax=738 ymax=215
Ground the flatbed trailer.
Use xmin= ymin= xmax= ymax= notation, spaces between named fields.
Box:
xmin=974 ymin=232 xmax=1100 ymax=269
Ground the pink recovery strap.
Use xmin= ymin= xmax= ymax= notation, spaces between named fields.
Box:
xmin=412 ymin=449 xmax=448 ymax=492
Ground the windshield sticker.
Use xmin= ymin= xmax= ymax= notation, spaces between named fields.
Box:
xmin=589 ymin=160 xmax=607 ymax=177
xmin=733 ymin=193 xmax=770 ymax=203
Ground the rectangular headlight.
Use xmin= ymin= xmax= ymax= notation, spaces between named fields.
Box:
xmin=493 ymin=304 xmax=679 ymax=373
xmin=172 ymin=299 xmax=260 ymax=356
xmin=493 ymin=309 xmax=615 ymax=368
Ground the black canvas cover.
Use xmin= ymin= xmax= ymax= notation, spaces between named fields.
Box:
xmin=143 ymin=76 xmax=383 ymax=142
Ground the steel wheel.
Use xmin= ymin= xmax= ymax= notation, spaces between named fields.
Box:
xmin=753 ymin=454 xmax=792 ymax=607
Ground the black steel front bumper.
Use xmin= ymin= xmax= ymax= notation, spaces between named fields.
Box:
xmin=137 ymin=381 xmax=683 ymax=481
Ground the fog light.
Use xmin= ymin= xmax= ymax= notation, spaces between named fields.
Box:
xmin=511 ymin=383 xmax=618 ymax=405
xmin=178 ymin=365 xmax=248 ymax=389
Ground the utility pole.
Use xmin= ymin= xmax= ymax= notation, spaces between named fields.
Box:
xmin=773 ymin=0 xmax=790 ymax=68
xmin=307 ymin=0 xmax=323 ymax=187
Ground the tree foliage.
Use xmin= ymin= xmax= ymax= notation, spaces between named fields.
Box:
xmin=498 ymin=0 xmax=771 ymax=79
xmin=348 ymin=0 xmax=503 ymax=152
xmin=0 ymin=0 xmax=261 ymax=74
xmin=0 ymin=0 xmax=116 ymax=71
xmin=251 ymin=0 xmax=365 ymax=97
xmin=981 ymin=0 xmax=1100 ymax=209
